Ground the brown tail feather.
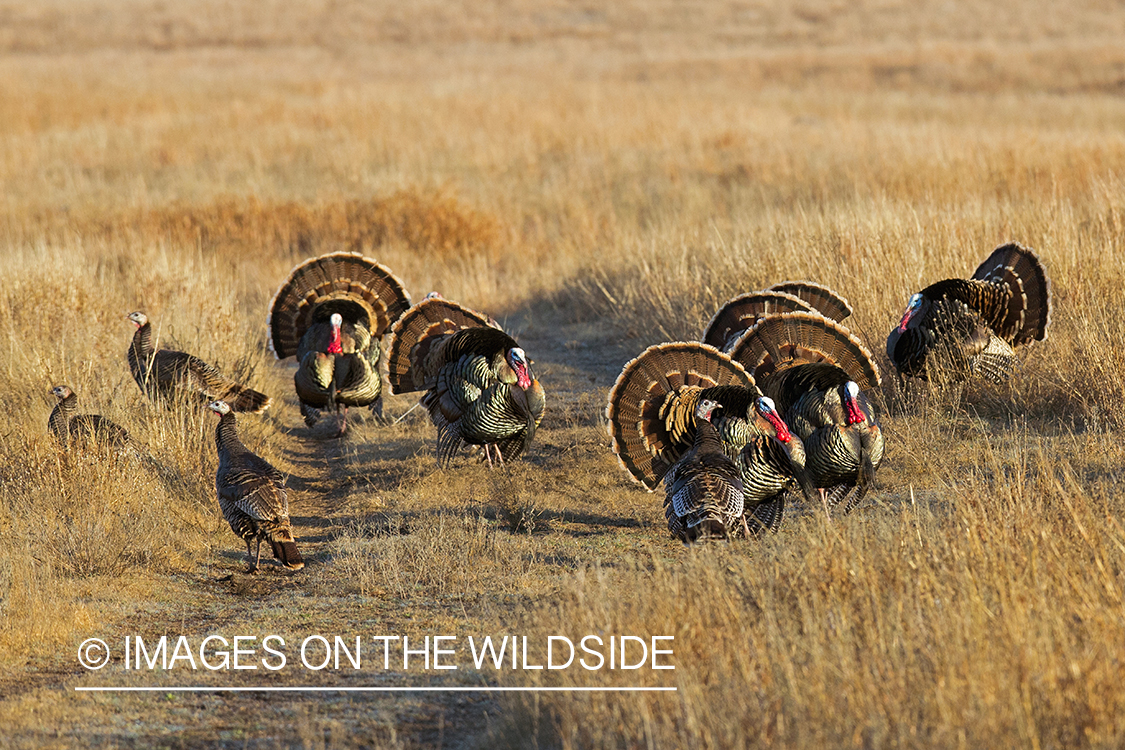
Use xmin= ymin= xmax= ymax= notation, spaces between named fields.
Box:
xmin=606 ymin=342 xmax=754 ymax=490
xmin=701 ymin=291 xmax=813 ymax=350
xmin=385 ymin=298 xmax=495 ymax=394
xmin=268 ymin=252 xmax=412 ymax=359
xmin=726 ymin=312 xmax=881 ymax=390
xmin=227 ymin=387 xmax=272 ymax=414
xmin=268 ymin=536 xmax=305 ymax=570
xmin=767 ymin=281 xmax=853 ymax=322
xmin=971 ymin=242 xmax=1051 ymax=346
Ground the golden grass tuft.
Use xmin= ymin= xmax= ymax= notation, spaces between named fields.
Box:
xmin=21 ymin=190 xmax=504 ymax=264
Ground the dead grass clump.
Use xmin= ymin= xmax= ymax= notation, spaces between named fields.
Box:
xmin=0 ymin=429 xmax=218 ymax=665
xmin=40 ymin=190 xmax=504 ymax=263
xmin=0 ymin=433 xmax=213 ymax=578
xmin=490 ymin=468 xmax=548 ymax=534
xmin=330 ymin=511 xmax=538 ymax=600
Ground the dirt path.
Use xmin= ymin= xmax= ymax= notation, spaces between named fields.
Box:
xmin=5 ymin=313 xmax=650 ymax=748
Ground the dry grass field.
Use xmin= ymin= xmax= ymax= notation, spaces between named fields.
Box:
xmin=3 ymin=0 xmax=1125 ymax=747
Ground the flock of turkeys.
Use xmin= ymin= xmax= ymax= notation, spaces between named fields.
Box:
xmin=47 ymin=242 xmax=1050 ymax=568
xmin=605 ymin=241 xmax=1050 ymax=544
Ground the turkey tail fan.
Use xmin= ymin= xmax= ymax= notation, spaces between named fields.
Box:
xmin=971 ymin=242 xmax=1051 ymax=346
xmin=768 ymin=281 xmax=853 ymax=322
xmin=606 ymin=342 xmax=755 ymax=490
xmin=385 ymin=298 xmax=495 ymax=394
xmin=226 ymin=386 xmax=272 ymax=414
xmin=268 ymin=252 xmax=412 ymax=359
xmin=727 ymin=312 xmax=881 ymax=391
xmin=701 ymin=291 xmax=814 ymax=350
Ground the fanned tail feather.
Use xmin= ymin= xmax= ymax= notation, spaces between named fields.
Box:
xmin=767 ymin=280 xmax=853 ymax=322
xmin=701 ymin=291 xmax=813 ymax=350
xmin=970 ymin=242 xmax=1051 ymax=345
xmin=268 ymin=252 xmax=412 ymax=359
xmin=386 ymin=298 xmax=495 ymax=394
xmin=726 ymin=311 xmax=881 ymax=390
xmin=606 ymin=342 xmax=755 ymax=490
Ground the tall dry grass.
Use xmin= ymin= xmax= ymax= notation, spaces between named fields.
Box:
xmin=484 ymin=420 xmax=1125 ymax=748
xmin=2 ymin=0 xmax=1125 ymax=746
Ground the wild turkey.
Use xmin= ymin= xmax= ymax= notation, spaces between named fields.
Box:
xmin=48 ymin=385 xmax=132 ymax=451
xmin=208 ymin=400 xmax=304 ymax=573
xmin=663 ymin=399 xmax=744 ymax=543
xmin=886 ymin=242 xmax=1051 ymax=383
xmin=768 ymin=280 xmax=853 ymax=322
xmin=268 ymin=252 xmax=412 ymax=435
xmin=606 ymin=341 xmax=817 ymax=533
xmin=386 ymin=297 xmax=545 ymax=466
xmin=727 ymin=311 xmax=884 ymax=513
xmin=701 ymin=291 xmax=815 ymax=350
xmin=127 ymin=312 xmax=270 ymax=413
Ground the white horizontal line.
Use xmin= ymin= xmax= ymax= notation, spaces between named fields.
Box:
xmin=74 ymin=686 xmax=676 ymax=693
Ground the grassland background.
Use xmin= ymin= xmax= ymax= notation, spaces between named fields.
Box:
xmin=2 ymin=0 xmax=1125 ymax=747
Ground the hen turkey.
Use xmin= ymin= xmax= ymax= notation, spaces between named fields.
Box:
xmin=127 ymin=312 xmax=270 ymax=413
xmin=727 ymin=311 xmax=884 ymax=514
xmin=268 ymin=252 xmax=412 ymax=435
xmin=209 ymin=400 xmax=303 ymax=573
xmin=386 ymin=297 xmax=545 ymax=466
xmin=886 ymin=242 xmax=1051 ymax=383
xmin=663 ymin=399 xmax=745 ymax=543
xmin=606 ymin=341 xmax=816 ymax=533
xmin=48 ymin=385 xmax=132 ymax=451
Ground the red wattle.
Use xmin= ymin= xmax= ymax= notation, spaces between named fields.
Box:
xmin=327 ymin=327 xmax=343 ymax=355
xmin=896 ymin=310 xmax=912 ymax=333
xmin=845 ymin=397 xmax=865 ymax=426
xmin=767 ymin=412 xmax=791 ymax=443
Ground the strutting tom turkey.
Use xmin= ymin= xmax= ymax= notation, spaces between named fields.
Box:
xmin=886 ymin=243 xmax=1051 ymax=384
xmin=127 ymin=312 xmax=270 ymax=413
xmin=209 ymin=400 xmax=304 ymax=573
xmin=268 ymin=252 xmax=412 ymax=435
xmin=386 ymin=297 xmax=545 ymax=467
xmin=727 ymin=311 xmax=884 ymax=514
xmin=606 ymin=341 xmax=817 ymax=535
